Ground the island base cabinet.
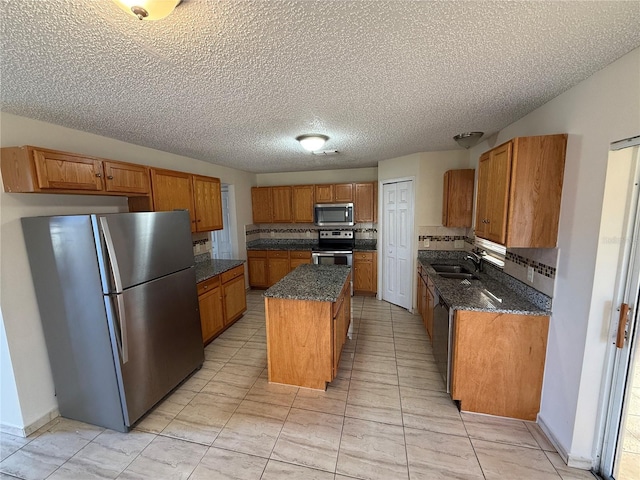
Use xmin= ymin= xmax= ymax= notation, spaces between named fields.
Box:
xmin=265 ymin=298 xmax=333 ymax=390
xmin=451 ymin=310 xmax=549 ymax=421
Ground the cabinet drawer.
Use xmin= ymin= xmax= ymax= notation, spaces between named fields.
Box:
xmin=290 ymin=250 xmax=311 ymax=259
xmin=267 ymin=250 xmax=289 ymax=259
xmin=354 ymin=251 xmax=374 ymax=262
xmin=221 ymin=265 xmax=244 ymax=284
xmin=197 ymin=276 xmax=220 ymax=296
xmin=247 ymin=250 xmax=267 ymax=258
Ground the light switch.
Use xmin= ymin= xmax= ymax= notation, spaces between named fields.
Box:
xmin=423 ymin=239 xmax=430 ymax=248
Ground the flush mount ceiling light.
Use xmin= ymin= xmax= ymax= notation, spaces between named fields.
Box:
xmin=112 ymin=0 xmax=182 ymax=21
xmin=453 ymin=132 xmax=484 ymax=149
xmin=296 ymin=134 xmax=329 ymax=152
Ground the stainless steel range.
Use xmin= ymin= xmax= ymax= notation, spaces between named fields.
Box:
xmin=312 ymin=230 xmax=355 ymax=294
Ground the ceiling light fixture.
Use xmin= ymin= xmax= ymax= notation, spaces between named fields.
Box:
xmin=453 ymin=132 xmax=484 ymax=149
xmin=296 ymin=134 xmax=329 ymax=152
xmin=112 ymin=0 xmax=182 ymax=21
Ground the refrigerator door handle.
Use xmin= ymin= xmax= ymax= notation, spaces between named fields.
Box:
xmin=108 ymin=293 xmax=129 ymax=364
xmin=100 ymin=217 xmax=123 ymax=293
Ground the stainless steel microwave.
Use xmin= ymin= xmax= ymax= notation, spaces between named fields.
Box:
xmin=314 ymin=203 xmax=354 ymax=226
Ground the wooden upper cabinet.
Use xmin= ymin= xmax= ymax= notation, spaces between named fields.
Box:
xmin=34 ymin=150 xmax=104 ymax=191
xmin=103 ymin=161 xmax=150 ymax=194
xmin=193 ymin=175 xmax=223 ymax=232
xmin=314 ymin=184 xmax=334 ymax=203
xmin=355 ymin=182 xmax=376 ymax=223
xmin=271 ymin=186 xmax=292 ymax=222
xmin=475 ymin=134 xmax=567 ymax=247
xmin=251 ymin=187 xmax=273 ymax=223
xmin=442 ymin=169 xmax=475 ymax=228
xmin=150 ymin=168 xmax=196 ymax=230
xmin=1 ymin=146 xmax=152 ymax=196
xmin=334 ymin=183 xmax=354 ymax=202
xmin=292 ymin=185 xmax=314 ymax=222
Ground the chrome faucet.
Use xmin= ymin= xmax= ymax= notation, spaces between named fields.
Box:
xmin=465 ymin=252 xmax=483 ymax=272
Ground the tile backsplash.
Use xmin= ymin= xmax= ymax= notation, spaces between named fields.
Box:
xmin=416 ymin=226 xmax=473 ymax=251
xmin=245 ymin=223 xmax=377 ymax=242
xmin=192 ymin=231 xmax=212 ymax=258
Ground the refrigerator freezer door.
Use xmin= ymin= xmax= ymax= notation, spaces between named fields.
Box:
xmin=94 ymin=211 xmax=194 ymax=293
xmin=105 ymin=266 xmax=204 ymax=426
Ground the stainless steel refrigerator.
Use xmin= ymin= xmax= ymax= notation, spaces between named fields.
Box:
xmin=22 ymin=211 xmax=204 ymax=432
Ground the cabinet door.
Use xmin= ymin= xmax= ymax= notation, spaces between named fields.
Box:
xmin=247 ymin=252 xmax=269 ymax=287
xmin=355 ymin=182 xmax=375 ymax=223
xmin=103 ymin=161 xmax=150 ymax=195
xmin=417 ymin=270 xmax=424 ymax=317
xmin=268 ymin=252 xmax=290 ymax=286
xmin=334 ymin=183 xmax=354 ymax=202
xmin=314 ymin=184 xmax=334 ymax=203
xmin=292 ymin=185 xmax=314 ymax=222
xmin=475 ymin=153 xmax=491 ymax=238
xmin=251 ymin=187 xmax=273 ymax=223
xmin=289 ymin=251 xmax=312 ymax=271
xmin=353 ymin=253 xmax=373 ymax=293
xmin=425 ymin=284 xmax=434 ymax=341
xmin=222 ymin=275 xmax=247 ymax=325
xmin=151 ymin=169 xmax=196 ymax=230
xmin=271 ymin=186 xmax=292 ymax=222
xmin=198 ymin=286 xmax=224 ymax=344
xmin=443 ymin=169 xmax=475 ymax=228
xmin=485 ymin=143 xmax=512 ymax=244
xmin=193 ymin=175 xmax=223 ymax=232
xmin=33 ymin=150 xmax=104 ymax=191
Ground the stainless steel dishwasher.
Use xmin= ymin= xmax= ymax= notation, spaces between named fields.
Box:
xmin=433 ymin=294 xmax=453 ymax=393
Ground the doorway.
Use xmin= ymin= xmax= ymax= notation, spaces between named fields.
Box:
xmin=212 ymin=184 xmax=237 ymax=259
xmin=599 ymin=137 xmax=640 ymax=479
xmin=381 ymin=179 xmax=414 ymax=310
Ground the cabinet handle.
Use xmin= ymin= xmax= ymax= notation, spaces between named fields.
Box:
xmin=107 ymin=175 xmax=113 ymax=180
xmin=203 ymin=285 xmax=208 ymax=289
xmin=95 ymin=173 xmax=102 ymax=178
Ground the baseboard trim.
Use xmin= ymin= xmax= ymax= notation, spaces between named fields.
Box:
xmin=0 ymin=408 xmax=59 ymax=438
xmin=537 ymin=414 xmax=595 ymax=470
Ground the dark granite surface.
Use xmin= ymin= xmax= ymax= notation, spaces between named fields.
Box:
xmin=418 ymin=256 xmax=549 ymax=316
xmin=246 ymin=239 xmax=376 ymax=251
xmin=194 ymin=258 xmax=245 ymax=283
xmin=264 ymin=264 xmax=351 ymax=302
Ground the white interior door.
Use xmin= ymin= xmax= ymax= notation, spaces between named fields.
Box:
xmin=382 ymin=180 xmax=413 ymax=309
xmin=213 ymin=186 xmax=234 ymax=259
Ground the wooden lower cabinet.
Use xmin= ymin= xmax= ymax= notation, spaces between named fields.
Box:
xmin=267 ymin=251 xmax=290 ymax=286
xmin=289 ymin=250 xmax=312 ymax=270
xmin=247 ymin=251 xmax=269 ymax=287
xmin=248 ymin=249 xmax=313 ymax=288
xmin=197 ymin=265 xmax=247 ymax=345
xmin=353 ymin=251 xmax=377 ymax=294
xmin=451 ymin=310 xmax=549 ymax=420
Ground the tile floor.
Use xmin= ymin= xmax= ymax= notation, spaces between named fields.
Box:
xmin=618 ymin=342 xmax=640 ymax=479
xmin=0 ymin=291 xmax=600 ymax=480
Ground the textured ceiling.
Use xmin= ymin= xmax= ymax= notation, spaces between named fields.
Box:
xmin=1 ymin=1 xmax=640 ymax=173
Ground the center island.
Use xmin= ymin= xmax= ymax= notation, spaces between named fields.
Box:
xmin=264 ymin=264 xmax=351 ymax=390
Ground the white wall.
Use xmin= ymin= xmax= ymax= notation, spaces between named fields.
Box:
xmin=468 ymin=47 xmax=640 ymax=467
xmin=0 ymin=113 xmax=256 ymax=432
xmin=0 ymin=310 xmax=23 ymax=431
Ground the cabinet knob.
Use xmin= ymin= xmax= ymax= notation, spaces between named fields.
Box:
xmin=95 ymin=173 xmax=102 ymax=178
xmin=107 ymin=175 xmax=113 ymax=180
xmin=204 ymin=285 xmax=208 ymax=289
xmin=197 ymin=219 xmax=201 ymax=223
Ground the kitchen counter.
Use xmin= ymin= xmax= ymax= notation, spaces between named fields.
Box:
xmin=194 ymin=258 xmax=245 ymax=284
xmin=264 ymin=264 xmax=351 ymax=302
xmin=418 ymin=258 xmax=549 ymax=315
xmin=246 ymin=239 xmax=376 ymax=251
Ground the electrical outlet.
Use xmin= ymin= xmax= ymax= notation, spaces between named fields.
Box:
xmin=527 ymin=266 xmax=535 ymax=283
xmin=423 ymin=239 xmax=430 ymax=248
xmin=306 ymin=230 xmax=311 ymax=238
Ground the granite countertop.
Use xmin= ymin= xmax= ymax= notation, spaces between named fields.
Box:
xmin=418 ymin=258 xmax=548 ymax=316
xmin=246 ymin=239 xmax=377 ymax=251
xmin=194 ymin=258 xmax=245 ymax=283
xmin=264 ymin=264 xmax=351 ymax=302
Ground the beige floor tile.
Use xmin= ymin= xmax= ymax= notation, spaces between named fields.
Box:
xmin=200 ymin=378 xmax=250 ymax=400
xmin=205 ymin=345 xmax=240 ymax=362
xmin=212 ymin=364 xmax=264 ymax=389
xmin=346 ymin=380 xmax=403 ymax=426
xmin=228 ymin=347 xmax=268 ymax=368
xmin=352 ymin=353 xmax=397 ymax=375
xmin=245 ymin=377 xmax=299 ymax=407
xmin=462 ymin=412 xmax=539 ymax=449
xmin=400 ymin=386 xmax=467 ymax=437
xmin=526 ymin=422 xmax=557 ymax=452
xmin=213 ymin=400 xmax=290 ymax=458
xmin=544 ymin=452 xmax=598 ymax=480
xmin=336 ymin=417 xmax=409 ymax=480
xmin=271 ymin=408 xmax=343 ymax=472
xmin=397 ymin=365 xmax=445 ymax=392
xmin=472 ymin=438 xmax=560 ymax=480
xmin=117 ymin=435 xmax=206 ymax=480
xmin=292 ymin=382 xmax=349 ymax=415
xmin=405 ymin=427 xmax=484 ymax=479
xmin=0 ymin=433 xmax=32 ymax=462
xmin=261 ymin=460 xmax=335 ymax=479
xmin=350 ymin=368 xmax=399 ymax=386
xmin=188 ymin=447 xmax=267 ymax=480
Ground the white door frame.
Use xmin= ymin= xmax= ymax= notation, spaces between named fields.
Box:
xmin=378 ymin=176 xmax=415 ymax=309
xmin=598 ymin=137 xmax=640 ymax=478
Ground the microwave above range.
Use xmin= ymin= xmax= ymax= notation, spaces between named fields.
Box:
xmin=314 ymin=203 xmax=354 ymax=227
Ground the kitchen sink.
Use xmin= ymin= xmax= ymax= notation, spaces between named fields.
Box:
xmin=437 ymin=272 xmax=479 ymax=280
xmin=430 ymin=264 xmax=474 ymax=275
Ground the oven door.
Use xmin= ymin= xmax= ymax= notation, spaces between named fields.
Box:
xmin=312 ymin=251 xmax=353 ymax=295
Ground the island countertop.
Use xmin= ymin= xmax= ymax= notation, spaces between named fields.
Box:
xmin=264 ymin=264 xmax=351 ymax=302
xmin=194 ymin=258 xmax=245 ymax=284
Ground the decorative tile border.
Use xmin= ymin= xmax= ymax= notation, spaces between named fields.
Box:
xmin=506 ymin=252 xmax=556 ymax=279
xmin=418 ymin=235 xmax=467 ymax=242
